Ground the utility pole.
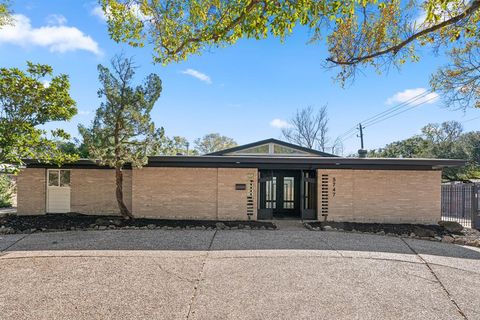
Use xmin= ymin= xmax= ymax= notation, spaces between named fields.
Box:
xmin=357 ymin=123 xmax=367 ymax=158
xmin=358 ymin=123 xmax=364 ymax=149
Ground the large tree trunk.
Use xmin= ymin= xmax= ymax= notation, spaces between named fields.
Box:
xmin=115 ymin=167 xmax=133 ymax=219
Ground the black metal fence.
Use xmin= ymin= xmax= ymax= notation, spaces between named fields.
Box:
xmin=441 ymin=183 xmax=480 ymax=229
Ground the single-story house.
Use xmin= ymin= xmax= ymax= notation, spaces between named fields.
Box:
xmin=17 ymin=138 xmax=464 ymax=224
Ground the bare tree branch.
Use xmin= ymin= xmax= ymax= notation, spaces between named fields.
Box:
xmin=282 ymin=105 xmax=329 ymax=151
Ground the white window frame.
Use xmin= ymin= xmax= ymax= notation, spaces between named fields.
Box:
xmin=47 ymin=169 xmax=71 ymax=188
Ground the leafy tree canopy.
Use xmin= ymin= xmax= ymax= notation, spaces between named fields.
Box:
xmin=0 ymin=0 xmax=11 ymax=28
xmin=368 ymin=121 xmax=480 ymax=181
xmin=80 ymin=56 xmax=163 ymax=169
xmin=101 ymin=0 xmax=480 ymax=89
xmin=194 ymin=133 xmax=237 ymax=154
xmin=56 ymin=139 xmax=90 ymax=159
xmin=0 ymin=62 xmax=78 ymax=169
xmin=158 ymin=135 xmax=198 ymax=155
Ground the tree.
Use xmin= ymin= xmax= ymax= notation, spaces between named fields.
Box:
xmin=102 ymin=0 xmax=480 ymax=88
xmin=57 ymin=139 xmax=90 ymax=158
xmin=367 ymin=136 xmax=430 ymax=158
xmin=0 ymin=173 xmax=13 ymax=207
xmin=368 ymin=121 xmax=480 ymax=180
xmin=431 ymin=41 xmax=480 ymax=110
xmin=101 ymin=0 xmax=336 ymax=65
xmin=0 ymin=0 xmax=11 ymax=28
xmin=0 ymin=62 xmax=78 ymax=169
xmin=282 ymin=105 xmax=329 ymax=151
xmin=194 ymin=133 xmax=237 ymax=154
xmin=159 ymin=135 xmax=197 ymax=155
xmin=80 ymin=55 xmax=163 ymax=219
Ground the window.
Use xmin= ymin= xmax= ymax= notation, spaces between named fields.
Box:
xmin=48 ymin=170 xmax=71 ymax=187
xmin=48 ymin=170 xmax=59 ymax=187
xmin=231 ymin=144 xmax=270 ymax=154
xmin=265 ymin=177 xmax=277 ymax=209
xmin=60 ymin=170 xmax=70 ymax=187
xmin=274 ymin=145 xmax=307 ymax=154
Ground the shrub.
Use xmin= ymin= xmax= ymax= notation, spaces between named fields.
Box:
xmin=0 ymin=174 xmax=13 ymax=208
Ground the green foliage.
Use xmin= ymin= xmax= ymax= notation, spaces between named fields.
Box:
xmin=0 ymin=0 xmax=12 ymax=28
xmin=368 ymin=121 xmax=480 ymax=181
xmin=56 ymin=139 xmax=90 ymax=158
xmin=102 ymin=1 xmax=480 ymax=83
xmin=0 ymin=174 xmax=13 ymax=208
xmin=194 ymin=133 xmax=237 ymax=154
xmin=80 ymin=55 xmax=163 ymax=218
xmin=0 ymin=62 xmax=78 ymax=169
xmin=80 ymin=55 xmax=163 ymax=169
xmin=158 ymin=135 xmax=198 ymax=156
xmin=431 ymin=40 xmax=480 ymax=110
xmin=101 ymin=0 xmax=345 ymax=64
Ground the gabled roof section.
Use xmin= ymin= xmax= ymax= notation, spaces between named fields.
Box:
xmin=206 ymin=138 xmax=337 ymax=157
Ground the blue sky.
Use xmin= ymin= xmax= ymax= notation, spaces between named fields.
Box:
xmin=1 ymin=0 xmax=479 ymax=155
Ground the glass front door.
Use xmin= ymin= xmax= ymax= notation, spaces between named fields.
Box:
xmin=258 ymin=170 xmax=301 ymax=219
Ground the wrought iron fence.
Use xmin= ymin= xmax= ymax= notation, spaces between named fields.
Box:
xmin=441 ymin=183 xmax=480 ymax=229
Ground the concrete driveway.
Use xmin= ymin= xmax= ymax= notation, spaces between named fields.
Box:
xmin=1 ymin=229 xmax=479 ymax=320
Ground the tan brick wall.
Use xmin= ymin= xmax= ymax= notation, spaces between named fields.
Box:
xmin=217 ymin=168 xmax=257 ymax=220
xmin=132 ymin=167 xmax=257 ymax=220
xmin=70 ymin=169 xmax=132 ymax=215
xmin=17 ymin=168 xmax=46 ymax=215
xmin=318 ymin=169 xmax=441 ymax=224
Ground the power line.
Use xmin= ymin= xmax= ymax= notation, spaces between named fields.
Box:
xmin=361 ymin=90 xmax=433 ymax=127
xmin=336 ymin=89 xmax=434 ymax=141
xmin=363 ymin=95 xmax=439 ymax=129
xmin=461 ymin=115 xmax=480 ymax=124
xmin=338 ymin=94 xmax=438 ymax=146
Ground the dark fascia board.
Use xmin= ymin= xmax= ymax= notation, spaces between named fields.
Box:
xmin=205 ymin=138 xmax=337 ymax=157
xmin=23 ymin=159 xmax=132 ymax=170
xmin=147 ymin=156 xmax=465 ymax=168
xmin=24 ymin=156 xmax=466 ymax=170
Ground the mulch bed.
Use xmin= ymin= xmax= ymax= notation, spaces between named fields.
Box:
xmin=0 ymin=213 xmax=276 ymax=234
xmin=306 ymin=221 xmax=451 ymax=237
xmin=305 ymin=221 xmax=480 ymax=248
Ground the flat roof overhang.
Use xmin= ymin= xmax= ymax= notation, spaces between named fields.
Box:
xmin=24 ymin=156 xmax=466 ymax=171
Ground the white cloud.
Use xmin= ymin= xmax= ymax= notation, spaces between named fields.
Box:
xmin=386 ymin=88 xmax=439 ymax=105
xmin=270 ymin=118 xmax=292 ymax=129
xmin=46 ymin=14 xmax=67 ymax=26
xmin=42 ymin=80 xmax=50 ymax=88
xmin=0 ymin=14 xmax=102 ymax=55
xmin=90 ymin=4 xmax=151 ymax=22
xmin=181 ymin=69 xmax=212 ymax=84
xmin=91 ymin=5 xmax=107 ymax=21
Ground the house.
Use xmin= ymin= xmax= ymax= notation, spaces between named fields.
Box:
xmin=16 ymin=138 xmax=464 ymax=224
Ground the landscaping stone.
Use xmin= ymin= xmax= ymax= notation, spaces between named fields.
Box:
xmin=412 ymin=226 xmax=435 ymax=238
xmin=323 ymin=226 xmax=333 ymax=231
xmin=215 ymin=222 xmax=226 ymax=230
xmin=438 ymin=221 xmax=463 ymax=233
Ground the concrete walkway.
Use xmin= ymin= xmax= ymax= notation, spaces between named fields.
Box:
xmin=1 ymin=229 xmax=480 ymax=320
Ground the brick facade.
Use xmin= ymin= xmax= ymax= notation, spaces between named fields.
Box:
xmin=318 ymin=169 xmax=441 ymax=224
xmin=70 ymin=169 xmax=132 ymax=215
xmin=132 ymin=167 xmax=257 ymax=220
xmin=17 ymin=168 xmax=46 ymax=215
xmin=17 ymin=166 xmax=442 ymax=224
